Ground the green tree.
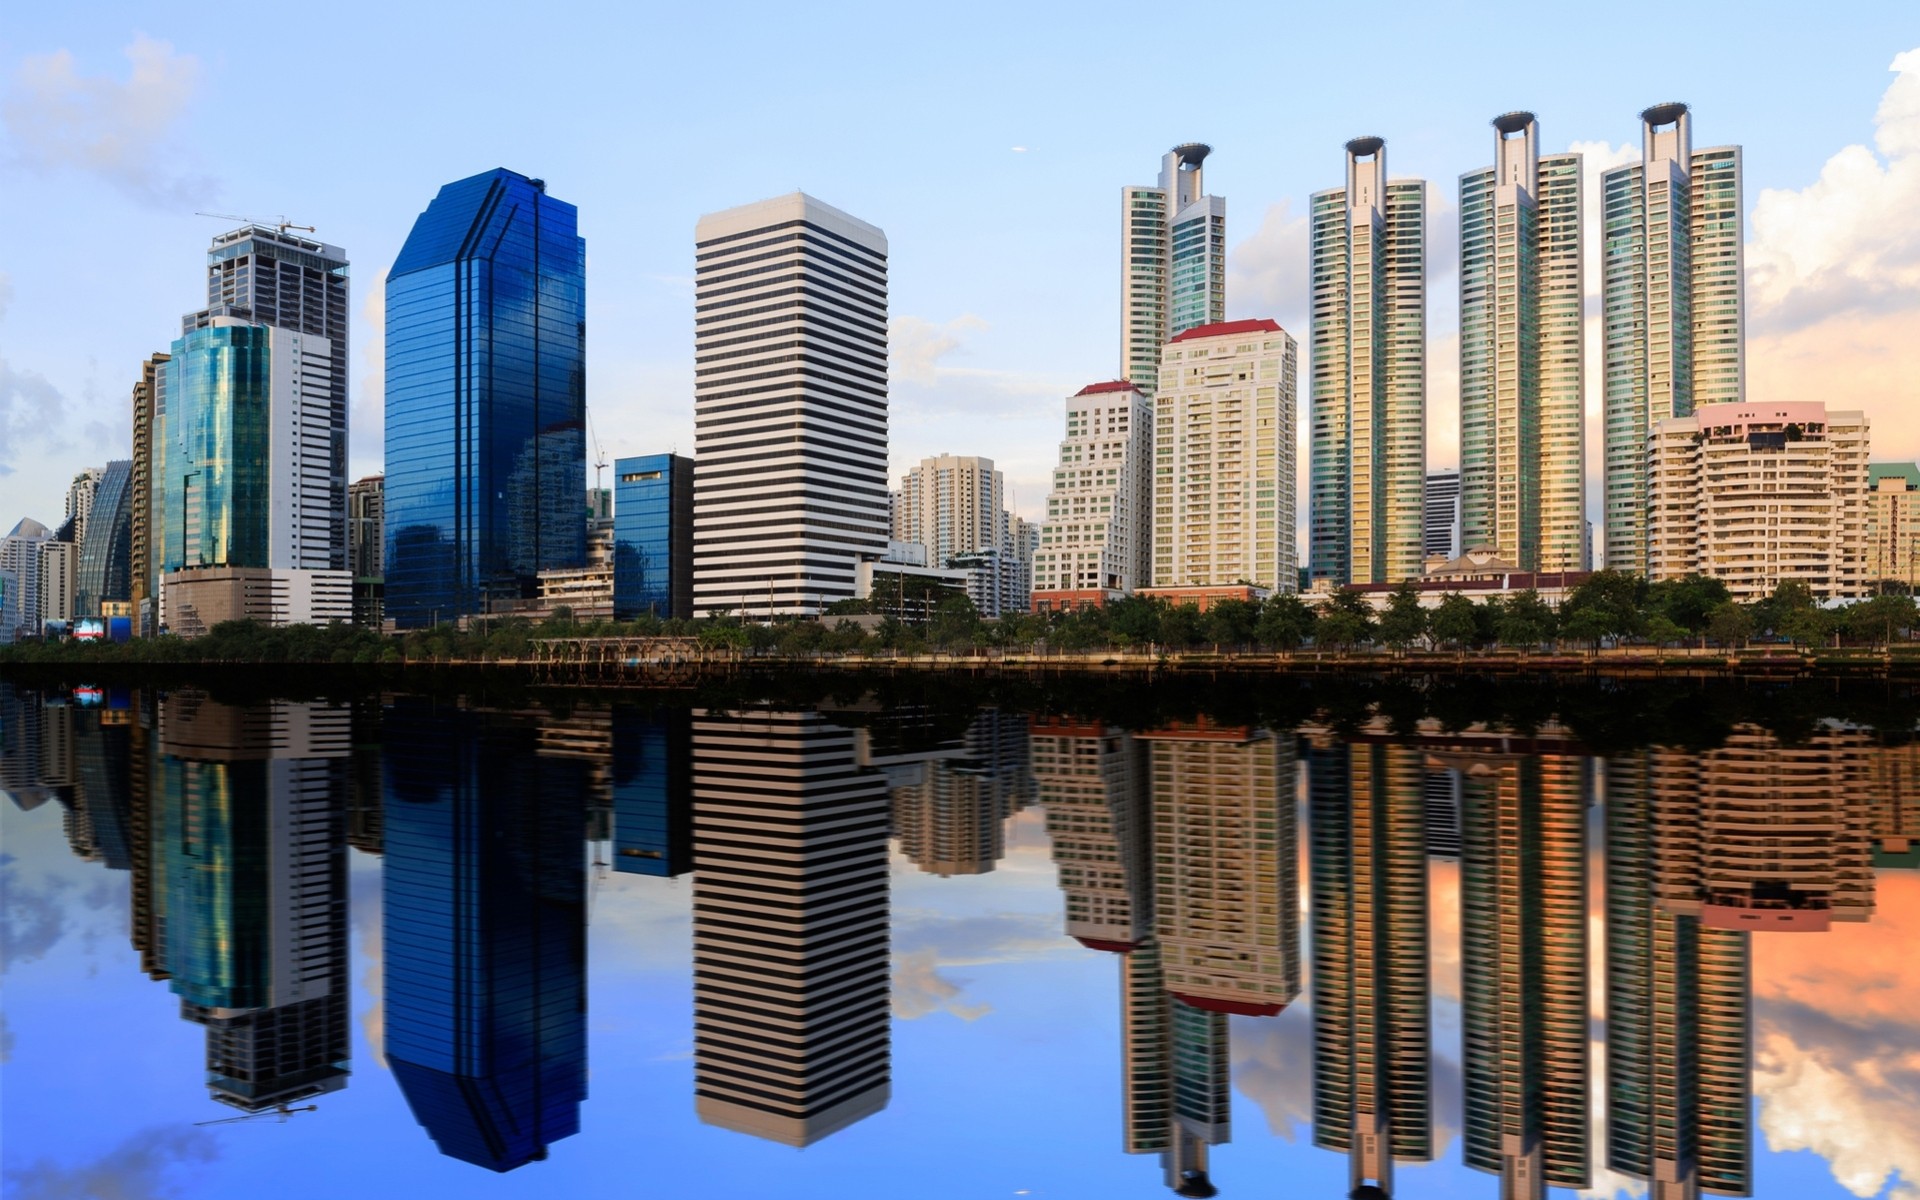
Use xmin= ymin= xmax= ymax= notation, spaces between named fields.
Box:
xmin=1315 ymin=589 xmax=1375 ymax=649
xmin=1496 ymin=589 xmax=1555 ymax=649
xmin=1159 ymin=603 xmax=1204 ymax=648
xmin=1376 ymin=584 xmax=1428 ymax=651
xmin=1561 ymin=569 xmax=1648 ymax=640
xmin=1643 ymin=613 xmax=1686 ymax=647
xmin=1706 ymin=601 xmax=1755 ymax=647
xmin=1255 ymin=594 xmax=1317 ymax=650
xmin=1201 ymin=598 xmax=1259 ymax=647
xmin=1108 ymin=596 xmax=1163 ymax=646
xmin=1429 ymin=594 xmax=1479 ymax=649
xmin=928 ymin=593 xmax=981 ymax=648
xmin=1844 ymin=593 xmax=1918 ymax=645
xmin=1647 ymin=574 xmax=1731 ymax=635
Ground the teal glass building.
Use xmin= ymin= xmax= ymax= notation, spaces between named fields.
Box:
xmin=159 ymin=324 xmax=272 ymax=573
xmin=612 ymin=453 xmax=691 ymax=621
xmin=385 ymin=170 xmax=586 ymax=628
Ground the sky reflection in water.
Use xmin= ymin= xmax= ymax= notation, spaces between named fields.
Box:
xmin=2 ymin=681 xmax=1916 ymax=1200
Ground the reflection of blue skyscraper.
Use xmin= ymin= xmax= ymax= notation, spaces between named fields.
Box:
xmin=613 ymin=454 xmax=692 ymax=621
xmin=383 ymin=701 xmax=588 ymax=1171
xmin=611 ymin=708 xmax=691 ymax=876
xmin=384 ymin=170 xmax=586 ymax=627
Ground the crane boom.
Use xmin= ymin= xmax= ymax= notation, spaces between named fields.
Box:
xmin=195 ymin=212 xmax=318 ymax=236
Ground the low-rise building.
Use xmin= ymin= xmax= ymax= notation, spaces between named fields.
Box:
xmin=1867 ymin=462 xmax=1920 ymax=589
xmin=1648 ymin=401 xmax=1869 ymax=602
xmin=162 ymin=568 xmax=352 ymax=637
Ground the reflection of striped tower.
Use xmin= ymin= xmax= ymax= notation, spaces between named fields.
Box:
xmin=1606 ymin=754 xmax=1753 ymax=1200
xmin=1451 ymin=749 xmax=1591 ymax=1199
xmin=1144 ymin=723 xmax=1300 ymax=1017
xmin=690 ymin=710 xmax=891 ymax=1146
xmin=1307 ymin=740 xmax=1432 ymax=1197
xmin=1651 ymin=725 xmax=1876 ymax=931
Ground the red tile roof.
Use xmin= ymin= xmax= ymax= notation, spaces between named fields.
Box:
xmin=1074 ymin=380 xmax=1140 ymax=396
xmin=1169 ymin=318 xmax=1283 ymax=343
xmin=1171 ymin=992 xmax=1287 ymax=1017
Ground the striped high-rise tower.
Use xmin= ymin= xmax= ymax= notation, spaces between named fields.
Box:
xmin=1602 ymin=104 xmax=1744 ymax=572
xmin=1459 ymin=113 xmax=1585 ymax=572
xmin=1310 ymin=137 xmax=1427 ymax=586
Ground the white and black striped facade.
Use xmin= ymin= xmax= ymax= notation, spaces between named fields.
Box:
xmin=690 ymin=709 xmax=892 ymax=1146
xmin=692 ymin=194 xmax=890 ymax=619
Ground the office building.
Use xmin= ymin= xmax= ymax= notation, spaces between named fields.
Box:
xmin=1452 ymin=747 xmax=1591 ymax=1198
xmin=1032 ymin=381 xmax=1154 ymax=609
xmin=1650 ymin=725 xmax=1876 ymax=930
xmin=383 ymin=702 xmax=588 ymax=1171
xmin=131 ymin=352 xmax=169 ymax=631
xmin=1306 ymin=740 xmax=1433 ymax=1197
xmin=1310 ymin=137 xmax=1427 ymax=587
xmin=1648 ymin=401 xmax=1869 ymax=601
xmin=1606 ymin=755 xmax=1753 ymax=1200
xmin=347 ymin=475 xmax=384 ymax=580
xmin=38 ymin=540 xmax=76 ymax=626
xmin=1604 ymin=104 xmax=1745 ymax=573
xmin=1423 ymin=470 xmax=1462 ymax=562
xmin=1866 ymin=463 xmax=1920 ymax=588
xmin=1151 ymin=320 xmax=1298 ymax=595
xmin=158 ymin=695 xmax=351 ymax=1111
xmin=0 ymin=517 xmax=52 ymax=642
xmin=1459 ymin=113 xmax=1585 ymax=573
xmin=385 ymin=170 xmax=586 ymax=628
xmin=692 ymin=193 xmax=889 ymax=620
xmin=1143 ymin=723 xmax=1299 ymax=1017
xmin=611 ymin=453 xmax=693 ymax=621
xmin=184 ymin=225 xmax=350 ymax=571
xmin=1123 ymin=144 xmax=1227 ymax=395
xmin=74 ymin=460 xmax=133 ymax=616
xmin=690 ymin=709 xmax=891 ymax=1145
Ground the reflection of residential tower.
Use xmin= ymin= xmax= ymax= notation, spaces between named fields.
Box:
xmin=891 ymin=710 xmax=1032 ymax=877
xmin=158 ymin=694 xmax=352 ymax=1112
xmin=1868 ymin=739 xmax=1920 ymax=870
xmin=1035 ymin=720 xmax=1151 ymax=949
xmin=1607 ymin=754 xmax=1753 ymax=1200
xmin=1651 ymin=725 xmax=1876 ymax=930
xmin=1451 ymin=748 xmax=1591 ymax=1198
xmin=1307 ymin=739 xmax=1432 ymax=1196
xmin=382 ymin=701 xmax=588 ymax=1171
xmin=691 ymin=710 xmax=891 ymax=1145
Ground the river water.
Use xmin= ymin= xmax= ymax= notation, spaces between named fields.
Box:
xmin=2 ymin=677 xmax=1915 ymax=1199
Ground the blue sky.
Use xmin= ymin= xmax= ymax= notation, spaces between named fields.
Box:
xmin=2 ymin=2 xmax=1917 ymax=534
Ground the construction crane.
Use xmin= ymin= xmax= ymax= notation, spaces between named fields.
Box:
xmin=193 ymin=1103 xmax=318 ymax=1127
xmin=195 ymin=212 xmax=317 ymax=236
xmin=587 ymin=407 xmax=609 ymax=494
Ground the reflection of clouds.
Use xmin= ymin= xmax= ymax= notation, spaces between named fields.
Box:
xmin=892 ymin=950 xmax=990 ymax=1022
xmin=348 ymin=856 xmax=386 ymax=1066
xmin=2 ymin=1125 xmax=218 ymax=1200
xmin=1754 ymin=871 xmax=1920 ymax=1200
xmin=0 ymin=854 xmax=71 ymax=972
xmin=1229 ymin=1004 xmax=1314 ymax=1141
xmin=892 ymin=910 xmax=1069 ymax=965
xmin=0 ymin=1011 xmax=13 ymax=1063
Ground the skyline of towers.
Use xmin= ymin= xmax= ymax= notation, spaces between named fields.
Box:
xmin=1123 ymin=145 xmax=1228 ymax=396
xmin=384 ymin=169 xmax=587 ymax=628
xmin=689 ymin=709 xmax=892 ymax=1145
xmin=1604 ymin=103 xmax=1746 ymax=574
xmin=1310 ymin=136 xmax=1428 ymax=587
xmin=691 ymin=193 xmax=889 ymax=620
xmin=1151 ymin=320 xmax=1300 ymax=593
xmin=1458 ymin=112 xmax=1586 ymax=574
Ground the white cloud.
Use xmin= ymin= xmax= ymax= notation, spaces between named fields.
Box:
xmin=1226 ymin=200 xmax=1309 ymax=330
xmin=1749 ymin=48 xmax=1920 ymax=333
xmin=1 ymin=35 xmax=215 ymax=206
xmin=890 ymin=313 xmax=989 ymax=386
xmin=1755 ymin=1028 xmax=1920 ymax=1200
xmin=891 ymin=949 xmax=991 ymax=1021
xmin=3 ymin=1125 xmax=218 ymax=1200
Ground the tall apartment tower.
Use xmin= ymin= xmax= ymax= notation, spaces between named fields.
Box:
xmin=1123 ymin=145 xmax=1227 ymax=395
xmin=1310 ymin=138 xmax=1427 ymax=586
xmin=690 ymin=709 xmax=891 ymax=1145
xmin=892 ymin=454 xmax=1009 ymax=567
xmin=385 ymin=170 xmax=587 ymax=627
xmin=1606 ymin=755 xmax=1753 ymax=1200
xmin=131 ymin=352 xmax=169 ymax=629
xmin=1306 ymin=740 xmax=1433 ymax=1197
xmin=1423 ymin=469 xmax=1462 ymax=561
xmin=692 ymin=194 xmax=889 ymax=619
xmin=186 ymin=226 xmax=350 ymax=571
xmin=1603 ymin=105 xmax=1744 ymax=572
xmin=1032 ymin=382 xmax=1154 ymax=607
xmin=1453 ymin=748 xmax=1592 ymax=1199
xmin=1151 ymin=321 xmax=1299 ymax=593
xmin=1459 ymin=114 xmax=1585 ymax=572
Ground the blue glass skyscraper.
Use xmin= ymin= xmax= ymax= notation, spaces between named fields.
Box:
xmin=382 ymin=700 xmax=588 ymax=1171
xmin=385 ymin=170 xmax=587 ymax=628
xmin=74 ymin=459 xmax=133 ymax=615
xmin=612 ymin=453 xmax=692 ymax=621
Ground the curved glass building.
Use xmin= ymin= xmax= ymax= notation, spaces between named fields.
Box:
xmin=74 ymin=459 xmax=133 ymax=615
xmin=384 ymin=169 xmax=586 ymax=628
